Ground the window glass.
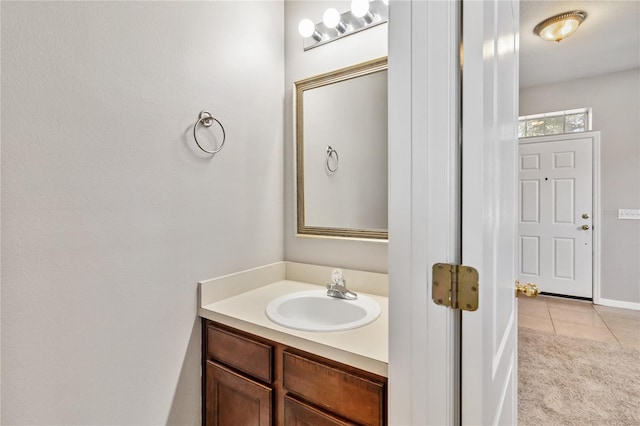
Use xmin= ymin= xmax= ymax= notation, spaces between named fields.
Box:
xmin=565 ymin=113 xmax=586 ymax=133
xmin=544 ymin=116 xmax=564 ymax=135
xmin=518 ymin=109 xmax=590 ymax=138
xmin=526 ymin=119 xmax=545 ymax=137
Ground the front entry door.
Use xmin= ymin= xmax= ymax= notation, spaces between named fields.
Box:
xmin=461 ymin=0 xmax=520 ymax=424
xmin=519 ymin=135 xmax=595 ymax=298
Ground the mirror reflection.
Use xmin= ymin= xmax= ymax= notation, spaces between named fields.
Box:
xmin=296 ymin=58 xmax=388 ymax=240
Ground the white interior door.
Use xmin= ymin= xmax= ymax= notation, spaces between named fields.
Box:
xmin=461 ymin=0 xmax=520 ymax=424
xmin=388 ymin=1 xmax=461 ymax=425
xmin=519 ymin=135 xmax=594 ymax=298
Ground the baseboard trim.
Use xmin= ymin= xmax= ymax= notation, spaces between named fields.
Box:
xmin=596 ymin=298 xmax=640 ymax=311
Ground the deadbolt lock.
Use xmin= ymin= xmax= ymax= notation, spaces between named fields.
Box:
xmin=582 ymin=213 xmax=590 ymax=219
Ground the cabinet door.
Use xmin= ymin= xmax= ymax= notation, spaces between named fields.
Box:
xmin=284 ymin=396 xmax=354 ymax=426
xmin=205 ymin=361 xmax=272 ymax=426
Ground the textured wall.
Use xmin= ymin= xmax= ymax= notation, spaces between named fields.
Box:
xmin=520 ymin=68 xmax=640 ymax=304
xmin=284 ymin=0 xmax=388 ymax=272
xmin=1 ymin=2 xmax=284 ymax=424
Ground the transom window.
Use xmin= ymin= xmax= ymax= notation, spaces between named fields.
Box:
xmin=518 ymin=108 xmax=591 ymax=138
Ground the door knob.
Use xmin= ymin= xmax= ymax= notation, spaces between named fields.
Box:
xmin=582 ymin=224 xmax=590 ymax=230
xmin=515 ymin=280 xmax=540 ymax=298
xmin=582 ymin=213 xmax=590 ymax=219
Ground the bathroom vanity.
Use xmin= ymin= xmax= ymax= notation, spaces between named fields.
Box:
xmin=198 ymin=262 xmax=389 ymax=425
xmin=203 ymin=320 xmax=386 ymax=425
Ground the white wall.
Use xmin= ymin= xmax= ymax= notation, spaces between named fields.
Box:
xmin=1 ymin=2 xmax=284 ymax=424
xmin=284 ymin=0 xmax=388 ymax=272
xmin=520 ymin=68 xmax=640 ymax=304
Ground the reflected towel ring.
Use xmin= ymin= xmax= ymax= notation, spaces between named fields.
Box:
xmin=193 ymin=110 xmax=226 ymax=155
xmin=326 ymin=146 xmax=339 ymax=172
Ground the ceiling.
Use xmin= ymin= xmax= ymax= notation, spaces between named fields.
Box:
xmin=520 ymin=0 xmax=640 ymax=88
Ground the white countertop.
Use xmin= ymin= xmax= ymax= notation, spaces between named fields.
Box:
xmin=198 ymin=264 xmax=388 ymax=377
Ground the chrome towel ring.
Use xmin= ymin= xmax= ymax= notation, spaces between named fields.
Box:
xmin=326 ymin=146 xmax=339 ymax=172
xmin=193 ymin=110 xmax=226 ymax=155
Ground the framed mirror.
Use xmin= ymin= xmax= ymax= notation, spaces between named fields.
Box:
xmin=295 ymin=57 xmax=388 ymax=240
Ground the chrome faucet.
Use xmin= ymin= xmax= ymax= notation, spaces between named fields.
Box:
xmin=326 ymin=269 xmax=358 ymax=300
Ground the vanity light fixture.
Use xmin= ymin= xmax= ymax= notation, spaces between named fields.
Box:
xmin=323 ymin=8 xmax=348 ymax=34
xmin=298 ymin=18 xmax=323 ymax=42
xmin=533 ymin=10 xmax=587 ymax=43
xmin=351 ymin=0 xmax=375 ymax=24
xmin=298 ymin=0 xmax=388 ymax=51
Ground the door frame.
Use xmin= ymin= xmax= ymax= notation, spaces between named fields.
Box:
xmin=518 ymin=131 xmax=601 ymax=304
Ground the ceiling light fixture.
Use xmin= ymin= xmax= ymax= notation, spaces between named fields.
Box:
xmin=533 ymin=10 xmax=587 ymax=43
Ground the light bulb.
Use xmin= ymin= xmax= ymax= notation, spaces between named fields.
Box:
xmin=534 ymin=11 xmax=586 ymax=43
xmin=298 ymin=18 xmax=316 ymax=38
xmin=539 ymin=19 xmax=579 ymax=41
xmin=351 ymin=0 xmax=370 ymax=18
xmin=323 ymin=8 xmax=341 ymax=29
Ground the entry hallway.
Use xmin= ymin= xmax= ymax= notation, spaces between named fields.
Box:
xmin=518 ymin=295 xmax=640 ymax=425
xmin=518 ymin=294 xmax=640 ymax=348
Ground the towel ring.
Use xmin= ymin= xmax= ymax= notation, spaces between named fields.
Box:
xmin=326 ymin=146 xmax=339 ymax=172
xmin=193 ymin=110 xmax=226 ymax=155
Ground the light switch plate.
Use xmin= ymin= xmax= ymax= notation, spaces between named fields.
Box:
xmin=618 ymin=209 xmax=640 ymax=220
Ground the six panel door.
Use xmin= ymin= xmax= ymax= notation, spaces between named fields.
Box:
xmin=519 ymin=136 xmax=593 ymax=298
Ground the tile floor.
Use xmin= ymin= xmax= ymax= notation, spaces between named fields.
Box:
xmin=518 ymin=295 xmax=640 ymax=349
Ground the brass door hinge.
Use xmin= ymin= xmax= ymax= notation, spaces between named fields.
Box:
xmin=432 ymin=263 xmax=479 ymax=312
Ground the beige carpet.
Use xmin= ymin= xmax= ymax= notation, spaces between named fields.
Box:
xmin=518 ymin=327 xmax=640 ymax=425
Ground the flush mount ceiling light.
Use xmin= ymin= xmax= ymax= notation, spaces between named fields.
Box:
xmin=534 ymin=10 xmax=587 ymax=43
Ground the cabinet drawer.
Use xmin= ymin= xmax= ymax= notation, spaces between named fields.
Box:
xmin=284 ymin=395 xmax=354 ymax=426
xmin=283 ymin=351 xmax=385 ymax=426
xmin=207 ymin=325 xmax=273 ymax=383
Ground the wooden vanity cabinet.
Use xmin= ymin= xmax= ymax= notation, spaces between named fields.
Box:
xmin=202 ymin=319 xmax=387 ymax=426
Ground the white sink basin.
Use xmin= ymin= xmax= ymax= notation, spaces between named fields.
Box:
xmin=265 ymin=290 xmax=381 ymax=332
